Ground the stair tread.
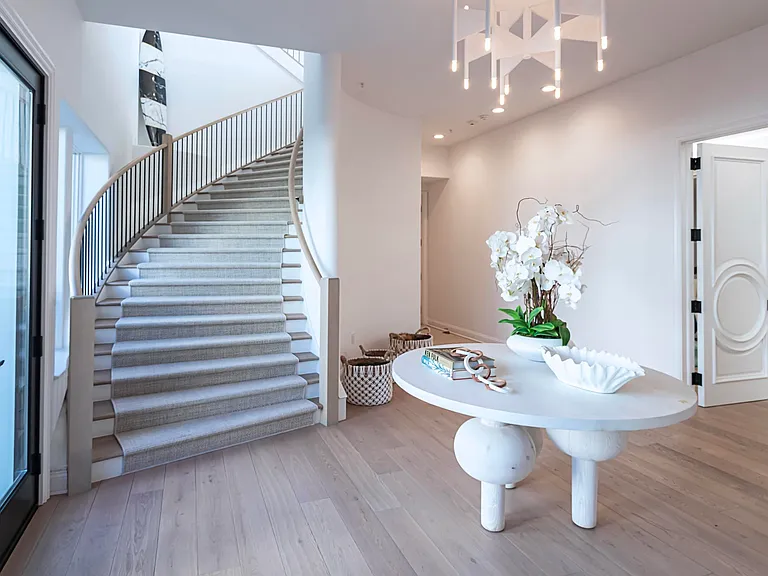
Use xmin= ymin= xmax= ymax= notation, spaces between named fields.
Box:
xmin=115 ymin=399 xmax=317 ymax=455
xmin=111 ymin=353 xmax=300 ymax=382
xmin=147 ymin=247 xmax=285 ymax=253
xmin=285 ymin=313 xmax=306 ymax=321
xmin=301 ymin=373 xmax=319 ymax=386
xmin=157 ymin=233 xmax=288 ymax=239
xmin=93 ymin=400 xmax=115 ymax=421
xmin=94 ymin=343 xmax=113 ymax=356
xmin=294 ymin=351 xmax=319 ymax=362
xmin=93 ymin=435 xmax=122 ymax=462
xmin=96 ymin=318 xmax=118 ymax=329
xmin=112 ymin=332 xmax=292 ymax=355
xmin=116 ymin=312 xmax=287 ymax=328
xmin=97 ymin=298 xmax=123 ymax=306
xmin=129 ymin=278 xmax=284 ymax=286
xmin=137 ymin=261 xmax=283 ymax=269
xmin=122 ymin=295 xmax=284 ymax=305
xmin=111 ymin=375 xmax=308 ymax=414
xmin=289 ymin=331 xmax=312 ymax=341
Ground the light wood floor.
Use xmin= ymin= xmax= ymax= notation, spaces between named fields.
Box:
xmin=6 ymin=338 xmax=768 ymax=575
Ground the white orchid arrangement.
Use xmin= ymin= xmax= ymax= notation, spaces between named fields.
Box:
xmin=487 ymin=199 xmax=596 ymax=345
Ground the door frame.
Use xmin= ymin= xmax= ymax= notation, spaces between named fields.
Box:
xmin=0 ymin=0 xmax=58 ymax=503
xmin=677 ymin=115 xmax=768 ymax=407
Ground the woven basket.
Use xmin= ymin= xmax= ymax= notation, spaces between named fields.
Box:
xmin=389 ymin=327 xmax=433 ymax=357
xmin=359 ymin=345 xmax=395 ymax=360
xmin=341 ymin=356 xmax=393 ymax=406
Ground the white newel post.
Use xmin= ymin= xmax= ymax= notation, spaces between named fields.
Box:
xmin=546 ymin=428 xmax=627 ymax=528
xmin=319 ymin=277 xmax=340 ymax=426
xmin=454 ymin=419 xmax=542 ymax=532
xmin=67 ymin=296 xmax=96 ymax=494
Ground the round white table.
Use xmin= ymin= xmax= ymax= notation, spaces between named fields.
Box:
xmin=392 ymin=343 xmax=697 ymax=531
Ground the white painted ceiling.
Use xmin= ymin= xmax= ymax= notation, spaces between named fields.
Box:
xmin=77 ymin=0 xmax=768 ymax=145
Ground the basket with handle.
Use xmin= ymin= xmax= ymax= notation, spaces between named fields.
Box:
xmin=341 ymin=355 xmax=393 ymax=406
xmin=359 ymin=344 xmax=395 ymax=361
xmin=389 ymin=327 xmax=434 ymax=357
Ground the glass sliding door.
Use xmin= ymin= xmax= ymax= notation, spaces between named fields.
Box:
xmin=0 ymin=23 xmax=44 ymax=569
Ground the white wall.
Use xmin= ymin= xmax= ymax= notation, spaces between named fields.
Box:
xmin=337 ymin=93 xmax=422 ymax=355
xmin=428 ymin=23 xmax=768 ymax=378
xmin=302 ymin=54 xmax=422 ymax=357
xmin=421 ymin=145 xmax=451 ymax=179
xmin=707 ymin=127 xmax=768 ymax=148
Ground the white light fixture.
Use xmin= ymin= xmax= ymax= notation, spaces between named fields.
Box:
xmin=492 ymin=107 xmax=504 ymax=113
xmin=541 ymin=84 xmax=556 ymax=92
xmin=555 ymin=86 xmax=561 ymax=99
xmin=450 ymin=0 xmax=611 ymax=101
xmin=434 ymin=134 xmax=445 ymax=139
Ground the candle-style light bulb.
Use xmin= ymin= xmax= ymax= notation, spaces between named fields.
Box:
xmin=600 ymin=0 xmax=608 ymax=50
xmin=485 ymin=0 xmax=491 ymax=51
xmin=597 ymin=59 xmax=604 ymax=72
xmin=504 ymin=75 xmax=510 ymax=95
xmin=451 ymin=0 xmax=458 ymax=72
xmin=555 ymin=86 xmax=561 ymax=99
xmin=554 ymin=0 xmax=561 ymax=39
xmin=451 ymin=60 xmax=458 ymax=72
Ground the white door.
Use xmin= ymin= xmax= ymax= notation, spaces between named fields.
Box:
xmin=699 ymin=143 xmax=768 ymax=406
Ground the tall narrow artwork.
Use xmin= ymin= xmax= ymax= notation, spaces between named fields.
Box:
xmin=139 ymin=31 xmax=167 ymax=146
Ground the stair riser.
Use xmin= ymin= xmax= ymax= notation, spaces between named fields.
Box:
xmin=223 ymin=178 xmax=292 ymax=190
xmin=208 ymin=189 xmax=290 ymax=200
xmin=138 ymin=267 xmax=282 ymax=280
xmin=129 ymin=283 xmax=283 ymax=298
xmin=121 ymin=410 xmax=314 ymax=473
xmin=116 ymin=319 xmax=287 ymax=341
xmin=235 ymin=169 xmax=300 ymax=179
xmin=114 ymin=385 xmax=307 ymax=433
xmin=112 ymin=361 xmax=298 ymax=397
xmin=197 ymin=197 xmax=293 ymax=211
xmin=158 ymin=237 xmax=285 ymax=249
xmin=172 ymin=219 xmax=290 ymax=231
xmin=112 ymin=339 xmax=292 ymax=368
xmin=181 ymin=211 xmax=290 ymax=223
xmin=147 ymin=251 xmax=283 ymax=263
xmin=122 ymin=300 xmax=283 ymax=317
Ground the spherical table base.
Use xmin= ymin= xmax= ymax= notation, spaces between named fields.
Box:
xmin=454 ymin=418 xmax=543 ymax=532
xmin=546 ymin=429 xmax=628 ymax=528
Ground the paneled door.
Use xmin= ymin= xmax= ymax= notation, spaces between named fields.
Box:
xmin=699 ymin=143 xmax=768 ymax=406
xmin=0 ymin=23 xmax=44 ymax=568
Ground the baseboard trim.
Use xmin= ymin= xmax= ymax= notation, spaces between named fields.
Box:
xmin=50 ymin=468 xmax=68 ymax=496
xmin=426 ymin=318 xmax=501 ymax=344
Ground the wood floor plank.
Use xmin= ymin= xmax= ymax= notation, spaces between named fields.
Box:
xmin=200 ymin=569 xmax=243 ymax=576
xmin=222 ymin=444 xmax=286 ymax=576
xmin=109 ymin=490 xmax=163 ymax=576
xmin=248 ymin=440 xmax=329 ymax=576
xmin=375 ymin=507 xmax=460 ymax=576
xmin=66 ymin=475 xmax=133 ymax=576
xmin=1 ymin=497 xmax=61 ymax=576
xmin=301 ymin=499 xmax=374 ymax=576
xmin=22 ymin=488 xmax=97 ymax=576
xmin=130 ymin=466 xmax=166 ymax=495
xmin=338 ymin=409 xmax=403 ymax=474
xmin=300 ymin=429 xmax=417 ymax=576
xmin=272 ymin=430 xmax=329 ymax=503
xmin=155 ymin=458 xmax=197 ymax=576
xmin=316 ymin=424 xmax=399 ymax=512
xmin=195 ymin=451 xmax=240 ymax=576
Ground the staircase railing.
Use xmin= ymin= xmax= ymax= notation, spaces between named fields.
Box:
xmin=287 ymin=129 xmax=340 ymax=426
xmin=70 ymin=90 xmax=303 ymax=297
xmin=281 ymin=48 xmax=304 ymax=66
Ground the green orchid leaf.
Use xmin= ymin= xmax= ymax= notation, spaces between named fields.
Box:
xmin=499 ymin=319 xmax=516 ymax=325
xmin=559 ymin=325 xmax=571 ymax=346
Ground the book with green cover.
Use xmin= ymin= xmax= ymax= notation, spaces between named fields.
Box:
xmin=423 ymin=348 xmax=496 ymax=371
xmin=421 ymin=354 xmax=497 ymax=380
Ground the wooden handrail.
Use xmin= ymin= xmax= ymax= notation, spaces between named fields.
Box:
xmin=288 ymin=128 xmax=322 ymax=282
xmin=172 ymin=89 xmax=303 ymax=142
xmin=68 ymin=142 xmax=167 ymax=296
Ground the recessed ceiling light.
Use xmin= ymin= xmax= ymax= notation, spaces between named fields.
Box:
xmin=492 ymin=107 xmax=504 ymax=114
xmin=434 ymin=134 xmax=445 ymax=140
xmin=463 ymin=4 xmax=470 ymax=10
xmin=541 ymin=85 xmax=556 ymax=93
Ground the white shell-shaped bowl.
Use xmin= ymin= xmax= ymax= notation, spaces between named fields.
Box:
xmin=541 ymin=346 xmax=645 ymax=394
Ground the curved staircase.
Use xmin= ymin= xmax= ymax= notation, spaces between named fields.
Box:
xmin=90 ymin=144 xmax=320 ymax=479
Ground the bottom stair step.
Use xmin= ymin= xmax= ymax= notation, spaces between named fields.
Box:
xmin=116 ymin=399 xmax=317 ymax=473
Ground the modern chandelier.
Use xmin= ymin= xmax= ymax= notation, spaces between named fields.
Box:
xmin=451 ymin=0 xmax=609 ymax=105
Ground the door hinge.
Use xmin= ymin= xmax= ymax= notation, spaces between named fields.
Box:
xmin=690 ymin=228 xmax=701 ymax=242
xmin=34 ymin=218 xmax=45 ymax=241
xmin=691 ymin=372 xmax=702 ymax=387
xmin=32 ymin=335 xmax=43 ymax=358
xmin=36 ymin=103 xmax=46 ymax=126
xmin=30 ymin=453 xmax=41 ymax=475
xmin=691 ymin=300 xmax=702 ymax=314
xmin=690 ymin=157 xmax=701 ymax=170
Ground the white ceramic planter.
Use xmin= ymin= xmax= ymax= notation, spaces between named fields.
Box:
xmin=506 ymin=334 xmax=562 ymax=362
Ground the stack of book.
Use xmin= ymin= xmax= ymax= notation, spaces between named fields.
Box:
xmin=422 ymin=348 xmax=496 ymax=380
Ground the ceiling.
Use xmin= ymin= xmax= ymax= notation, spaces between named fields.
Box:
xmin=76 ymin=0 xmax=768 ymax=145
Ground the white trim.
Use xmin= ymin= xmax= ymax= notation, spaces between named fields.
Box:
xmin=49 ymin=468 xmax=67 ymax=496
xmin=0 ymin=0 xmax=58 ymax=504
xmin=421 ymin=189 xmax=429 ymax=325
xmin=426 ymin=318 xmax=492 ymax=343
xmin=675 ymin=113 xmax=768 ymax=407
xmin=256 ymin=45 xmax=304 ymax=82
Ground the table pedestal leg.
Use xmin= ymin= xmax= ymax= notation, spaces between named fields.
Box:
xmin=546 ymin=429 xmax=628 ymax=529
xmin=454 ymin=419 xmax=542 ymax=532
